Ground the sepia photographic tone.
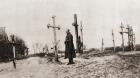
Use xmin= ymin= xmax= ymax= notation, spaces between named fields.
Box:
xmin=0 ymin=0 xmax=140 ymax=78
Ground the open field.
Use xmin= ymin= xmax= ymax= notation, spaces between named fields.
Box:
xmin=0 ymin=51 xmax=140 ymax=78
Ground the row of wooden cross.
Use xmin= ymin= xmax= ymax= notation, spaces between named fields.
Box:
xmin=102 ymin=22 xmax=136 ymax=52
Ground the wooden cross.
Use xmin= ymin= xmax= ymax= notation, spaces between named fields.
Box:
xmin=102 ymin=38 xmax=104 ymax=52
xmin=80 ymin=21 xmax=84 ymax=53
xmin=112 ymin=29 xmax=116 ymax=52
xmin=130 ymin=26 xmax=134 ymax=50
xmin=47 ymin=16 xmax=60 ymax=61
xmin=119 ymin=22 xmax=125 ymax=52
xmin=133 ymin=33 xmax=136 ymax=51
xmin=9 ymin=35 xmax=19 ymax=69
xmin=126 ymin=25 xmax=131 ymax=47
xmin=72 ymin=14 xmax=80 ymax=53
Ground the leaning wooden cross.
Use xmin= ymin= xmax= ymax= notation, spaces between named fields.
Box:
xmin=72 ymin=14 xmax=80 ymax=53
xmin=119 ymin=23 xmax=125 ymax=52
xmin=8 ymin=35 xmax=20 ymax=69
xmin=80 ymin=21 xmax=84 ymax=53
xmin=47 ymin=16 xmax=60 ymax=62
xmin=112 ymin=29 xmax=116 ymax=52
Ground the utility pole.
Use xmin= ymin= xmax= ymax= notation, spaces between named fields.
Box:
xmin=112 ymin=29 xmax=116 ymax=52
xmin=47 ymin=16 xmax=60 ymax=62
xmin=80 ymin=21 xmax=83 ymax=53
xmin=120 ymin=22 xmax=125 ymax=52
xmin=72 ymin=14 xmax=79 ymax=53
xmin=101 ymin=38 xmax=104 ymax=52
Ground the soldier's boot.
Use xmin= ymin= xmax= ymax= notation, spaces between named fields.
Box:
xmin=71 ymin=58 xmax=75 ymax=64
xmin=67 ymin=58 xmax=74 ymax=65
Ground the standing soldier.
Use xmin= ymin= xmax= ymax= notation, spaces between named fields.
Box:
xmin=65 ymin=29 xmax=76 ymax=65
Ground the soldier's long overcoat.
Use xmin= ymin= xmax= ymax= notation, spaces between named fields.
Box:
xmin=65 ymin=32 xmax=76 ymax=58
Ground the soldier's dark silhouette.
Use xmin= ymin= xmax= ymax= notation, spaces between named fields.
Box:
xmin=65 ymin=29 xmax=76 ymax=65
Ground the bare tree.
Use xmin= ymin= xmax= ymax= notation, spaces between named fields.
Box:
xmin=32 ymin=43 xmax=43 ymax=54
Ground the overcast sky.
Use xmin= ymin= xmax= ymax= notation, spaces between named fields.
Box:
xmin=0 ymin=0 xmax=140 ymax=52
